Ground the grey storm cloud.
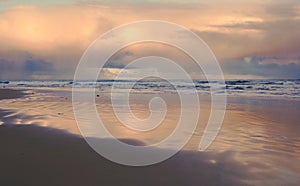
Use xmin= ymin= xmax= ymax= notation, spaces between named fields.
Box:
xmin=24 ymin=58 xmax=54 ymax=73
xmin=0 ymin=57 xmax=56 ymax=80
xmin=103 ymin=51 xmax=134 ymax=69
xmin=221 ymin=57 xmax=300 ymax=79
xmin=264 ymin=0 xmax=300 ymax=18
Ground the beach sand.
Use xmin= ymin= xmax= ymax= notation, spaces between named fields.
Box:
xmin=0 ymin=88 xmax=299 ymax=185
xmin=0 ymin=88 xmax=27 ymax=100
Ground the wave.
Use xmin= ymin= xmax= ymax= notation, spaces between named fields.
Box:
xmin=1 ymin=79 xmax=299 ymax=98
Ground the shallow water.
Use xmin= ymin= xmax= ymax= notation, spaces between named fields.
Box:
xmin=0 ymin=87 xmax=299 ymax=185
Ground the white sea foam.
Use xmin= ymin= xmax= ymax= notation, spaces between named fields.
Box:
xmin=1 ymin=79 xmax=299 ymax=98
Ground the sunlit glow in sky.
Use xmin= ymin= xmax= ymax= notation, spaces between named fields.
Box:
xmin=0 ymin=0 xmax=299 ymax=79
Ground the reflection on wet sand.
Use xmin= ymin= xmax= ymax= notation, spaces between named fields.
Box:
xmin=0 ymin=88 xmax=299 ymax=185
xmin=0 ymin=118 xmax=258 ymax=186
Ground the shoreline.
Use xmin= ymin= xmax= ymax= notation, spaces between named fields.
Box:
xmin=0 ymin=87 xmax=299 ymax=185
xmin=2 ymin=86 xmax=300 ymax=102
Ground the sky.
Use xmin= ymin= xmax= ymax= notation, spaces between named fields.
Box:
xmin=0 ymin=0 xmax=299 ymax=80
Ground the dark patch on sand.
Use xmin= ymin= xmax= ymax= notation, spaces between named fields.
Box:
xmin=0 ymin=89 xmax=27 ymax=100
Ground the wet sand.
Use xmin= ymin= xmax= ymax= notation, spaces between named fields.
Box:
xmin=0 ymin=88 xmax=299 ymax=185
xmin=0 ymin=88 xmax=27 ymax=100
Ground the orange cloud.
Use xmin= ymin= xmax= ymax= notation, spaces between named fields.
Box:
xmin=0 ymin=1 xmax=299 ymax=79
xmin=0 ymin=5 xmax=111 ymax=58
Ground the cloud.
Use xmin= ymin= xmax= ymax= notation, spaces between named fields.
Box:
xmin=203 ymin=19 xmax=300 ymax=59
xmin=0 ymin=1 xmax=299 ymax=79
xmin=24 ymin=58 xmax=54 ymax=73
xmin=222 ymin=57 xmax=300 ymax=79
xmin=264 ymin=0 xmax=300 ymax=19
xmin=0 ymin=5 xmax=112 ymax=54
xmin=0 ymin=56 xmax=58 ymax=80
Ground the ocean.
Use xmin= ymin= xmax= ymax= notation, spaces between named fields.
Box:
xmin=1 ymin=79 xmax=299 ymax=98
